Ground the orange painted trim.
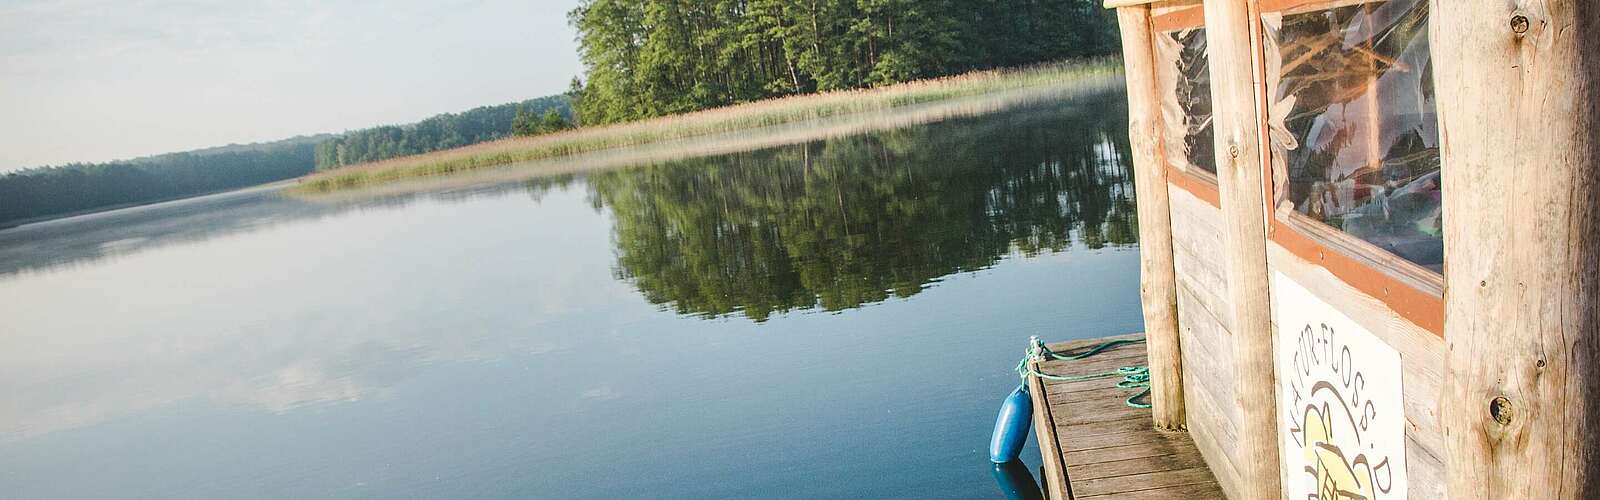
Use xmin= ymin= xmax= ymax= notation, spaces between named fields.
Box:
xmin=1259 ymin=0 xmax=1368 ymax=14
xmin=1151 ymin=2 xmax=1205 ymax=32
xmin=1166 ymin=166 xmax=1221 ymax=207
xmin=1266 ymin=219 xmax=1445 ymax=334
xmin=1247 ymin=5 xmax=1446 ymax=337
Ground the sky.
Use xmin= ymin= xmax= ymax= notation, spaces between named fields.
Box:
xmin=0 ymin=0 xmax=585 ymax=171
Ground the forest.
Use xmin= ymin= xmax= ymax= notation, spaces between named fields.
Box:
xmin=568 ymin=0 xmax=1120 ymax=124
xmin=314 ymin=95 xmax=569 ymax=170
xmin=0 ymin=96 xmax=569 ymax=227
xmin=0 ymin=137 xmax=325 ymax=227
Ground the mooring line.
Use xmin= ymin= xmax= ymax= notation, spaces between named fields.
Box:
xmin=1015 ymin=336 xmax=1151 ymax=409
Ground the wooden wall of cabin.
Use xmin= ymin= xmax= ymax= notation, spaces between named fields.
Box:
xmin=1131 ymin=0 xmax=1598 ymax=498
xmin=1164 ymin=137 xmax=1452 ymax=500
xmin=1166 ymin=184 xmax=1244 ymax=499
xmin=1164 ymin=154 xmax=1451 ymax=500
xmin=1254 ymin=1 xmax=1449 ymax=497
xmin=1139 ymin=1 xmax=1455 ymax=498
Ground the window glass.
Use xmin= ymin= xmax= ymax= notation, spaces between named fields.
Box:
xmin=1264 ymin=0 xmax=1441 ymax=272
xmin=1156 ymin=27 xmax=1215 ymax=175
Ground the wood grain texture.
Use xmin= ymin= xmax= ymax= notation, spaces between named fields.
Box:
xmin=1433 ymin=1 xmax=1600 ymax=498
xmin=1079 ymin=481 xmax=1228 ymax=500
xmin=1117 ymin=3 xmax=1187 ymax=431
xmin=1406 ymin=435 xmax=1448 ymax=500
xmin=1185 ymin=382 xmax=1244 ymax=499
xmin=1176 ymin=282 xmax=1238 ymax=426
xmin=1201 ymin=0 xmax=1281 ymax=497
xmin=1061 ymin=418 xmax=1159 ymax=440
xmin=1170 ymin=187 xmax=1234 ymax=329
xmin=1070 ymin=445 xmax=1209 ymax=480
xmin=1073 ymin=467 xmax=1222 ymax=497
xmin=1170 ymin=167 xmax=1246 ymax=498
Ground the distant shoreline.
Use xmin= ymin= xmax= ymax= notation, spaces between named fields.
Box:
xmin=3 ymin=58 xmax=1124 ymax=230
xmin=0 ymin=181 xmax=296 ymax=232
xmin=293 ymin=79 xmax=1127 ymax=204
xmin=295 ymin=59 xmax=1123 ymax=194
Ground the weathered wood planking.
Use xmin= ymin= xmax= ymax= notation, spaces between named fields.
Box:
xmin=1176 ymin=207 xmax=1453 ymax=500
xmin=1182 ymin=376 xmax=1243 ymax=500
xmin=1168 ymin=184 xmax=1245 ymax=499
xmin=1028 ymin=334 xmax=1225 ymax=499
xmin=1169 ymin=187 xmax=1234 ymax=328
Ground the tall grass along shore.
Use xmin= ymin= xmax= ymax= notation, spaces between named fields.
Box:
xmin=296 ymin=58 xmax=1122 ymax=193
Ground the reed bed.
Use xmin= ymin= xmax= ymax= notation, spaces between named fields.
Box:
xmin=296 ymin=58 xmax=1122 ymax=192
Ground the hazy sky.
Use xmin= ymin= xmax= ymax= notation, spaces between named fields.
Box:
xmin=0 ymin=0 xmax=585 ymax=171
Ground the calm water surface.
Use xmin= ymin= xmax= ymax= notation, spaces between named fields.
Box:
xmin=0 ymin=92 xmax=1142 ymax=498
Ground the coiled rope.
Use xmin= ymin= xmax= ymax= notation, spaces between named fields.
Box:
xmin=1015 ymin=336 xmax=1151 ymax=409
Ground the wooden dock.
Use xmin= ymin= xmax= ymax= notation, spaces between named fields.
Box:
xmin=1025 ymin=334 xmax=1224 ymax=499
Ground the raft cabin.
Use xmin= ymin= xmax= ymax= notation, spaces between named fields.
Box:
xmin=990 ymin=0 xmax=1600 ymax=498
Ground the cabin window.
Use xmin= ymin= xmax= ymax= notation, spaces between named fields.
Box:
xmin=1155 ymin=25 xmax=1216 ymax=177
xmin=1263 ymin=0 xmax=1441 ymax=273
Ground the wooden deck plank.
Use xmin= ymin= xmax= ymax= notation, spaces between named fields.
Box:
xmin=1077 ymin=481 xmax=1228 ymax=500
xmin=1054 ymin=408 xmax=1145 ymax=427
xmin=1058 ymin=430 xmax=1164 ymax=454
xmin=1063 ymin=442 xmax=1182 ymax=467
xmin=1026 ymin=334 xmax=1224 ymax=499
xmin=1049 ymin=396 xmax=1144 ymax=422
xmin=1069 ymin=450 xmax=1209 ymax=480
xmin=1062 ymin=431 xmax=1202 ymax=464
xmin=1047 ymin=386 xmax=1129 ymax=404
xmin=1059 ymin=418 xmax=1151 ymax=440
xmin=1074 ymin=467 xmax=1221 ymax=497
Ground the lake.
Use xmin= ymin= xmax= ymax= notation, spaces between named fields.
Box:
xmin=0 ymin=90 xmax=1143 ymax=498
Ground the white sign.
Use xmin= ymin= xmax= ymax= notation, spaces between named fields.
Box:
xmin=1274 ymin=272 xmax=1407 ymax=500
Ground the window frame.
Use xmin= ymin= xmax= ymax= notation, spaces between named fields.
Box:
xmin=1151 ymin=0 xmax=1222 ymax=206
xmin=1252 ymin=0 xmax=1445 ymax=335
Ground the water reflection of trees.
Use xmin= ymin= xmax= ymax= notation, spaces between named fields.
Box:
xmin=585 ymin=98 xmax=1136 ymax=321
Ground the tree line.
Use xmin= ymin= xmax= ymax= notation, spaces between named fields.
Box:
xmin=0 ymin=96 xmax=570 ymax=228
xmin=568 ymin=0 xmax=1120 ymax=124
xmin=314 ymin=95 xmax=569 ymax=170
xmin=0 ymin=138 xmax=326 ymax=228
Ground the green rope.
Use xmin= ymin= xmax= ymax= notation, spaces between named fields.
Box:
xmin=1015 ymin=336 xmax=1152 ymax=409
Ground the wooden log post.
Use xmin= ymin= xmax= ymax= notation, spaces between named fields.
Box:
xmin=1202 ymin=0 xmax=1281 ymax=498
xmin=1434 ymin=2 xmax=1600 ymax=498
xmin=1114 ymin=4 xmax=1186 ymax=431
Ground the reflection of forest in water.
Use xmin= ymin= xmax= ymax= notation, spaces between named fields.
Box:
xmin=0 ymin=94 xmax=1135 ymax=324
xmin=576 ymin=96 xmax=1137 ymax=321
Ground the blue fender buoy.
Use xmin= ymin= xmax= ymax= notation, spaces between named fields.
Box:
xmin=989 ymin=384 xmax=1033 ymax=463
xmin=991 ymin=460 xmax=1046 ymax=500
